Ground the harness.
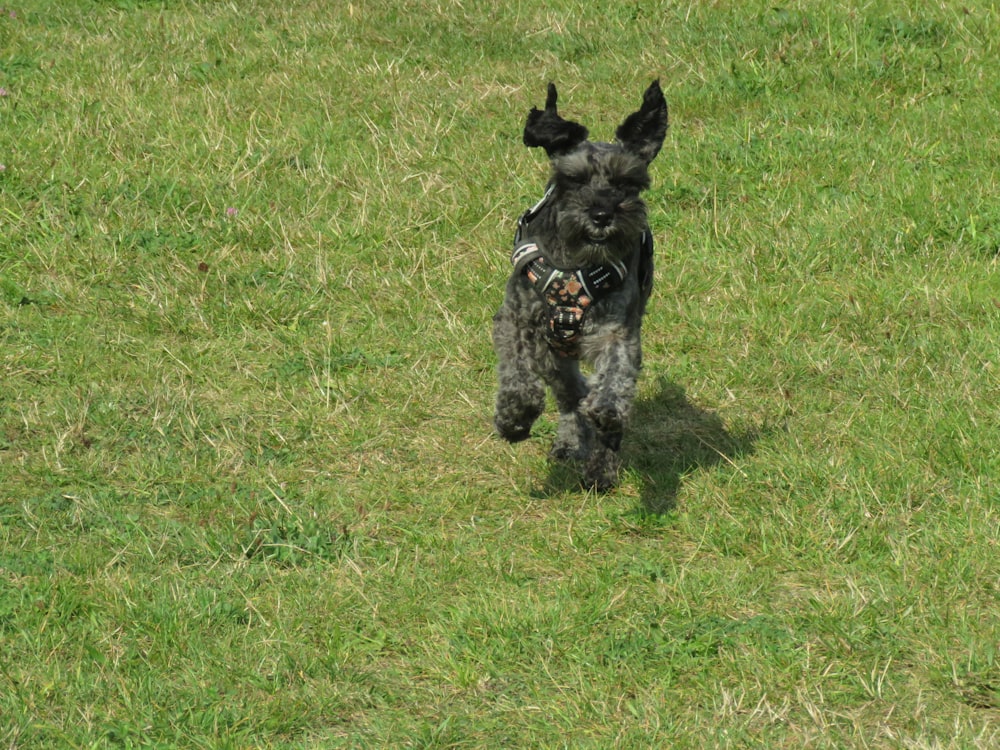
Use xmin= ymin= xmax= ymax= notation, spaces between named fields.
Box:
xmin=512 ymin=188 xmax=648 ymax=357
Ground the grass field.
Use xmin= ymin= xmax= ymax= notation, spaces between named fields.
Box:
xmin=2 ymin=0 xmax=999 ymax=747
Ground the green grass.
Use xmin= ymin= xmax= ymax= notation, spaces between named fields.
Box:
xmin=2 ymin=0 xmax=999 ymax=746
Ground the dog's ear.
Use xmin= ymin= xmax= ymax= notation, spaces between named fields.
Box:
xmin=523 ymin=83 xmax=589 ymax=158
xmin=615 ymin=80 xmax=669 ymax=164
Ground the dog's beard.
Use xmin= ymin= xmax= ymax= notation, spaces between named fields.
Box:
xmin=556 ymin=199 xmax=647 ymax=266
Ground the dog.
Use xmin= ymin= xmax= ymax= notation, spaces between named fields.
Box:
xmin=492 ymin=80 xmax=669 ymax=491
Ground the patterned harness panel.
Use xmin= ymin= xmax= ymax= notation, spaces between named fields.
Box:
xmin=511 ymin=241 xmax=627 ymax=357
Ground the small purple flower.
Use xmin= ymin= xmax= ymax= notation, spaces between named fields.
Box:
xmin=225 ymin=206 xmax=238 ymax=217
xmin=0 ymin=88 xmax=8 ymax=97
xmin=0 ymin=164 xmax=6 ymax=172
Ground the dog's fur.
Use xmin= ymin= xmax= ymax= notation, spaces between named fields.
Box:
xmin=492 ymin=81 xmax=669 ymax=490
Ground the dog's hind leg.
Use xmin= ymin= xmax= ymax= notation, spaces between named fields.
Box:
xmin=545 ymin=358 xmax=592 ymax=463
xmin=492 ymin=308 xmax=546 ymax=442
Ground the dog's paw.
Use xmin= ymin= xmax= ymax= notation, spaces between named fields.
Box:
xmin=494 ymin=409 xmax=541 ymax=443
xmin=582 ymin=397 xmax=625 ymax=445
xmin=495 ymin=419 xmax=533 ymax=443
xmin=549 ymin=411 xmax=593 ymax=463
xmin=549 ymin=442 xmax=583 ymax=463
xmin=494 ymin=393 xmax=544 ymax=443
xmin=582 ymin=448 xmax=621 ymax=492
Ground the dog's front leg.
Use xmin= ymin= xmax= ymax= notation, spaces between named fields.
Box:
xmin=492 ymin=306 xmax=546 ymax=443
xmin=581 ymin=329 xmax=642 ymax=489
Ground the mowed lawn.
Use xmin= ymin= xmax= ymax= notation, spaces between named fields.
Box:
xmin=1 ymin=1 xmax=998 ymax=747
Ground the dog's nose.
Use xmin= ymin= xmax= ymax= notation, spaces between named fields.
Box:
xmin=589 ymin=207 xmax=613 ymax=227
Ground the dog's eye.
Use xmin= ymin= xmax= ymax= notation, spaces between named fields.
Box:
xmin=611 ymin=176 xmax=641 ymax=190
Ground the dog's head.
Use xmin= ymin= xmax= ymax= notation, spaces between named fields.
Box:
xmin=523 ymin=81 xmax=668 ymax=265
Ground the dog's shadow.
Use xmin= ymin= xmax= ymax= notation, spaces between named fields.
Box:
xmin=626 ymin=376 xmax=765 ymax=514
xmin=543 ymin=376 xmax=765 ymax=513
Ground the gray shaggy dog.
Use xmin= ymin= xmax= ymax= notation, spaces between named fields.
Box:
xmin=492 ymin=81 xmax=669 ymax=491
